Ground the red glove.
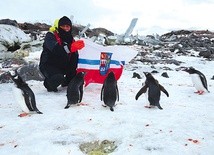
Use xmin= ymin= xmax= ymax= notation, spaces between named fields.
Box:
xmin=70 ymin=40 xmax=85 ymax=52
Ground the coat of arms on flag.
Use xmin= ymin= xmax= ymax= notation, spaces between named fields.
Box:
xmin=99 ymin=52 xmax=112 ymax=76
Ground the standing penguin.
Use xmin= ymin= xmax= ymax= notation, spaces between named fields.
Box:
xmin=183 ymin=67 xmax=209 ymax=95
xmin=9 ymin=70 xmax=43 ymax=116
xmin=65 ymin=72 xmax=85 ymax=109
xmin=135 ymin=72 xmax=169 ymax=110
xmin=101 ymin=71 xmax=119 ymax=111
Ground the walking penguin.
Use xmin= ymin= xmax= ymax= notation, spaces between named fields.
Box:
xmin=9 ymin=70 xmax=43 ymax=116
xmin=183 ymin=67 xmax=209 ymax=95
xmin=101 ymin=71 xmax=119 ymax=111
xmin=135 ymin=72 xmax=169 ymax=110
xmin=65 ymin=72 xmax=85 ymax=109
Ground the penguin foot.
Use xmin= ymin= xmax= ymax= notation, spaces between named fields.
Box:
xmin=77 ymin=103 xmax=88 ymax=106
xmin=144 ymin=105 xmax=151 ymax=108
xmin=102 ymin=104 xmax=107 ymax=107
xmin=198 ymin=91 xmax=204 ymax=95
xmin=64 ymin=105 xmax=71 ymax=109
xmin=157 ymin=105 xmax=163 ymax=110
xmin=110 ymin=107 xmax=114 ymax=111
xmin=194 ymin=90 xmax=204 ymax=95
xmin=18 ymin=113 xmax=29 ymax=117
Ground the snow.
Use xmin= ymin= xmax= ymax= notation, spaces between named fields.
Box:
xmin=1 ymin=28 xmax=214 ymax=155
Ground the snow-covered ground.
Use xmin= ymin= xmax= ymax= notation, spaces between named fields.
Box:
xmin=0 ymin=47 xmax=214 ymax=154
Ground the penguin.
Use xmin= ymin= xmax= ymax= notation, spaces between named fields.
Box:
xmin=65 ymin=72 xmax=85 ymax=109
xmin=101 ymin=71 xmax=119 ymax=111
xmin=8 ymin=70 xmax=43 ymax=116
xmin=183 ymin=67 xmax=209 ymax=95
xmin=135 ymin=72 xmax=169 ymax=110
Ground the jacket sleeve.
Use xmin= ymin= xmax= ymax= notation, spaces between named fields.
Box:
xmin=43 ymin=32 xmax=67 ymax=56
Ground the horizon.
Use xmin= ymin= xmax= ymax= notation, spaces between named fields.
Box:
xmin=0 ymin=0 xmax=214 ymax=35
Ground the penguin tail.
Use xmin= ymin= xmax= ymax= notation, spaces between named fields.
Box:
xmin=34 ymin=107 xmax=43 ymax=114
xmin=110 ymin=107 xmax=114 ymax=112
xmin=36 ymin=110 xmax=43 ymax=114
xmin=157 ymin=104 xmax=163 ymax=110
xmin=64 ymin=104 xmax=70 ymax=109
xmin=65 ymin=101 xmax=73 ymax=109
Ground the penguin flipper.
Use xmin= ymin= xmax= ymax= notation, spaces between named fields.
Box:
xmin=135 ymin=85 xmax=148 ymax=100
xmin=159 ymin=84 xmax=169 ymax=97
xmin=157 ymin=104 xmax=163 ymax=110
xmin=199 ymin=73 xmax=208 ymax=91
xmin=27 ymin=88 xmax=43 ymax=113
xmin=23 ymin=92 xmax=34 ymax=111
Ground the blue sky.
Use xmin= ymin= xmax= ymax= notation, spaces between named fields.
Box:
xmin=1 ymin=0 xmax=214 ymax=34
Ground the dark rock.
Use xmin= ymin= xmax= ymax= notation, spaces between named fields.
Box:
xmin=1 ymin=58 xmax=27 ymax=68
xmin=87 ymin=28 xmax=114 ymax=38
xmin=137 ymin=58 xmax=182 ymax=66
xmin=0 ymin=63 xmax=44 ymax=84
xmin=161 ymin=72 xmax=169 ymax=78
xmin=18 ymin=64 xmax=44 ymax=81
xmin=132 ymin=72 xmax=142 ymax=79
xmin=18 ymin=22 xmax=50 ymax=31
xmin=7 ymin=43 xmax=21 ymax=52
xmin=161 ymin=66 xmax=173 ymax=71
xmin=199 ymin=50 xmax=212 ymax=58
xmin=0 ymin=19 xmax=19 ymax=27
xmin=151 ymin=70 xmax=159 ymax=73
xmin=0 ymin=72 xmax=12 ymax=83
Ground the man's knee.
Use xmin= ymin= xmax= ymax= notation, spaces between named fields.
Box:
xmin=44 ymin=74 xmax=64 ymax=92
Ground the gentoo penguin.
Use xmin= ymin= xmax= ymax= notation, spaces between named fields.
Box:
xmin=183 ymin=67 xmax=209 ymax=95
xmin=135 ymin=72 xmax=169 ymax=110
xmin=9 ymin=70 xmax=43 ymax=116
xmin=101 ymin=71 xmax=119 ymax=111
xmin=65 ymin=72 xmax=85 ymax=109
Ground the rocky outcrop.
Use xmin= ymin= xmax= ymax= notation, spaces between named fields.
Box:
xmin=87 ymin=28 xmax=114 ymax=38
xmin=0 ymin=24 xmax=31 ymax=52
xmin=0 ymin=19 xmax=19 ymax=27
xmin=159 ymin=30 xmax=214 ymax=58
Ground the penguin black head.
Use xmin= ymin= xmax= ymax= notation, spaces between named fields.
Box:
xmin=8 ymin=70 xmax=18 ymax=79
xmin=76 ymin=71 xmax=86 ymax=78
xmin=143 ymin=72 xmax=154 ymax=79
xmin=132 ymin=72 xmax=142 ymax=79
xmin=182 ymin=67 xmax=196 ymax=74
xmin=107 ymin=71 xmax=115 ymax=79
xmin=8 ymin=70 xmax=21 ymax=83
xmin=8 ymin=70 xmax=26 ymax=87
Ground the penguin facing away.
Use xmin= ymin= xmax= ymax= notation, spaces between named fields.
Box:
xmin=9 ymin=70 xmax=43 ymax=116
xmin=135 ymin=72 xmax=169 ymax=110
xmin=101 ymin=71 xmax=119 ymax=111
xmin=183 ymin=67 xmax=209 ymax=95
xmin=65 ymin=72 xmax=85 ymax=109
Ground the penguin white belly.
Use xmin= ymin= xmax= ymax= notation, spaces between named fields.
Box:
xmin=12 ymin=86 xmax=30 ymax=113
xmin=145 ymin=90 xmax=150 ymax=106
xmin=190 ymin=74 xmax=205 ymax=91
